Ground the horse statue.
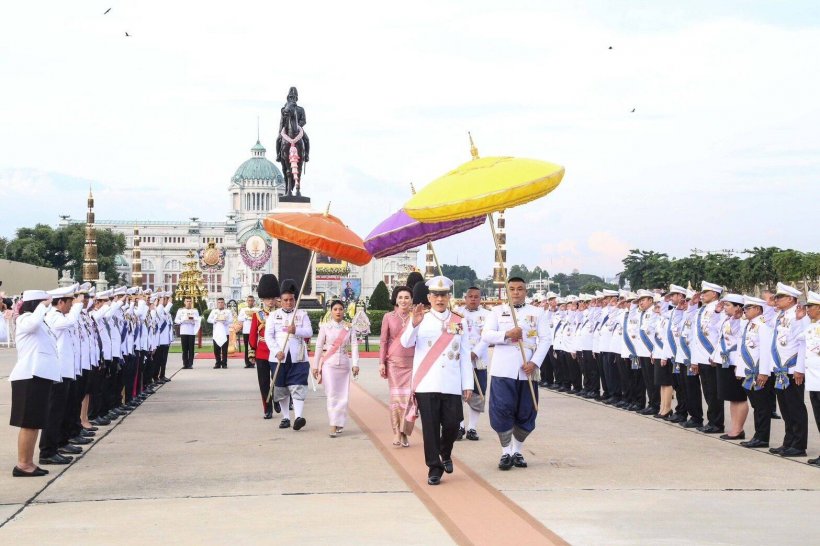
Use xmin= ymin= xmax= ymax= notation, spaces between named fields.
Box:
xmin=276 ymin=87 xmax=310 ymax=196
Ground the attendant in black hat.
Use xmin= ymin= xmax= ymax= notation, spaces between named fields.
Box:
xmin=250 ymin=274 xmax=280 ymax=418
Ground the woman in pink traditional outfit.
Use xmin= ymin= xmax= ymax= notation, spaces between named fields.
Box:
xmin=379 ymin=286 xmax=415 ymax=447
xmin=313 ymin=301 xmax=359 ymax=438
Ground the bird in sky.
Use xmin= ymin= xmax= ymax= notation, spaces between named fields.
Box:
xmin=608 ymin=46 xmax=613 ymax=50
xmin=125 ymin=32 xmax=131 ymax=37
xmin=630 ymin=108 xmax=636 ymax=113
xmin=104 ymin=8 xmax=111 ymax=15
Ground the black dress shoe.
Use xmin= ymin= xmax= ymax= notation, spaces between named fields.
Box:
xmin=442 ymin=459 xmax=453 ymax=474
xmin=427 ymin=475 xmax=441 ymax=485
xmin=582 ymin=392 xmax=597 ymax=399
xmin=570 ymin=389 xmax=584 ymax=396
xmin=58 ymin=445 xmax=82 ymax=455
xmin=69 ymin=437 xmax=92 ymax=446
xmin=213 ymin=364 xmax=220 ymax=369
xmin=740 ymin=438 xmax=769 ymax=448
xmin=39 ymin=454 xmax=73 ymax=465
xmin=668 ymin=414 xmax=686 ymax=424
xmin=615 ymin=401 xmax=629 ymax=409
xmin=771 ymin=412 xmax=781 ymax=420
xmin=654 ymin=412 xmax=672 ymax=420
xmin=80 ymin=429 xmax=96 ymax=437
xmin=720 ymin=432 xmax=746 ymax=440
xmin=628 ymin=404 xmax=643 ymax=412
xmin=556 ymin=386 xmax=569 ymax=393
xmin=13 ymin=466 xmax=49 ymax=477
xmin=807 ymin=456 xmax=820 ymax=466
xmin=512 ymin=453 xmax=528 ymax=468
xmin=457 ymin=426 xmax=465 ymax=441
xmin=638 ymin=407 xmax=656 ymax=415
xmin=780 ymin=447 xmax=807 ymax=458
xmin=546 ymin=384 xmax=560 ymax=390
xmin=82 ymin=426 xmax=99 ymax=432
xmin=682 ymin=420 xmax=702 ymax=429
xmin=769 ymin=446 xmax=786 ymax=455
xmin=91 ymin=418 xmax=110 ymax=426
xmin=273 ymin=401 xmax=281 ymax=414
xmin=603 ymin=397 xmax=617 ymax=405
xmin=498 ymin=454 xmax=513 ymax=470
xmin=466 ymin=429 xmax=479 ymax=441
xmin=293 ymin=417 xmax=306 ymax=430
xmin=161 ymin=376 xmax=171 ymax=382
xmin=263 ymin=410 xmax=273 ymax=420
xmin=699 ymin=425 xmax=724 ymax=434
xmin=279 ymin=418 xmax=291 ymax=429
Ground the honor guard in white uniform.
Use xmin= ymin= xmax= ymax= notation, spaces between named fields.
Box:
xmin=800 ymin=291 xmax=820 ymax=465
xmin=769 ymin=282 xmax=810 ymax=457
xmin=456 ymin=286 xmax=491 ymax=441
xmin=482 ymin=277 xmax=550 ymax=471
xmin=400 ymin=276 xmax=473 ymax=485
xmin=174 ymin=297 xmax=201 ymax=369
xmin=239 ymin=295 xmax=258 ymax=368
xmin=633 ymin=290 xmax=659 ymax=415
xmin=712 ymin=294 xmax=748 ymax=439
xmin=689 ymin=281 xmax=725 ymax=433
xmin=737 ymin=295 xmax=776 ymax=449
xmin=208 ymin=297 xmax=235 ymax=369
xmin=659 ymin=285 xmax=688 ymax=422
xmin=265 ymin=279 xmax=313 ymax=431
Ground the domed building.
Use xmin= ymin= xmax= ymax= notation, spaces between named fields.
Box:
xmin=60 ymin=136 xmax=418 ymax=306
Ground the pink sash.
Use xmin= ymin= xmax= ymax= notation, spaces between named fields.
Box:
xmin=404 ymin=315 xmax=462 ymax=423
xmin=321 ymin=326 xmax=350 ymax=364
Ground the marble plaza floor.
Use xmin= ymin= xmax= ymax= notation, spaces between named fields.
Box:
xmin=0 ymin=348 xmax=818 ymax=545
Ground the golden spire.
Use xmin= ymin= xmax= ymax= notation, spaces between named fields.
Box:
xmin=131 ymin=227 xmax=143 ymax=288
xmin=468 ymin=132 xmax=479 ymax=160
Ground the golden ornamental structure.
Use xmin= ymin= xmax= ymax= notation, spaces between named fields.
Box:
xmin=82 ymin=189 xmax=99 ymax=282
xmin=131 ymin=227 xmax=143 ymax=288
xmin=492 ymin=210 xmax=507 ymax=287
xmin=174 ymin=250 xmax=208 ymax=303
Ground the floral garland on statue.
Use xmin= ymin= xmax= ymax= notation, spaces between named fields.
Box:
xmin=239 ymin=239 xmax=272 ymax=270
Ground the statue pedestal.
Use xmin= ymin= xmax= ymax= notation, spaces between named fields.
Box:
xmin=272 ymin=195 xmax=322 ymax=310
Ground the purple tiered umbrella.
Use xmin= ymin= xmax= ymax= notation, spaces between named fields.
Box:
xmin=363 ymin=209 xmax=485 ymax=259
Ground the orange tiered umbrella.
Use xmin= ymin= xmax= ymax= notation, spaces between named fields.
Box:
xmin=262 ymin=209 xmax=371 ymax=267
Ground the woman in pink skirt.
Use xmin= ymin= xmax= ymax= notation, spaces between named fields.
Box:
xmin=313 ymin=301 xmax=359 ymax=437
xmin=379 ymin=286 xmax=415 ymax=447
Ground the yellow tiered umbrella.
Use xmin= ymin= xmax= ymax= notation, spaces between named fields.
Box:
xmin=403 ymin=135 xmax=566 ymax=410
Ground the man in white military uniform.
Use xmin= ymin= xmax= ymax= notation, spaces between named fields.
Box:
xmin=482 ymin=277 xmax=550 ymax=471
xmin=265 ymin=280 xmax=314 ymax=431
xmin=40 ymin=285 xmax=84 ymax=465
xmin=769 ymin=282 xmax=810 ymax=457
xmin=208 ymin=297 xmax=235 ymax=369
xmin=240 ymin=295 xmax=257 ymax=368
xmin=456 ymin=286 xmax=491 ymax=441
xmin=801 ymin=291 xmax=820 ymax=465
xmin=689 ymin=281 xmax=725 ymax=434
xmin=401 ymin=276 xmax=473 ymax=485
xmin=174 ymin=297 xmax=201 ymax=369
xmin=737 ymin=295 xmax=776 ymax=449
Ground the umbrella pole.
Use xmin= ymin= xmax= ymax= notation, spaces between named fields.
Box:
xmin=268 ymin=249 xmax=317 ymax=404
xmin=428 ymin=241 xmax=485 ymax=401
xmin=487 ymin=214 xmax=538 ymax=412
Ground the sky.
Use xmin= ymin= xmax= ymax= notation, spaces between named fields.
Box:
xmin=1 ymin=1 xmax=819 ymax=279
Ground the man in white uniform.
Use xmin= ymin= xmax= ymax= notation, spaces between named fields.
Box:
xmin=482 ymin=277 xmax=550 ymax=470
xmin=802 ymin=291 xmax=820 ymax=465
xmin=456 ymin=286 xmax=491 ymax=441
xmin=401 ymin=276 xmax=473 ymax=485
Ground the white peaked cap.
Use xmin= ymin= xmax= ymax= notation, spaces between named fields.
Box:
xmin=775 ymin=282 xmax=801 ymax=298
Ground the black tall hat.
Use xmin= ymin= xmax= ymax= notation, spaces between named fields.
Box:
xmin=406 ymin=271 xmax=424 ymax=291
xmin=412 ymin=281 xmax=430 ymax=306
xmin=280 ymin=278 xmax=298 ymax=296
xmin=257 ymin=274 xmax=280 ymax=299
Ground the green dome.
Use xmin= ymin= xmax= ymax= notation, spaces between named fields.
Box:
xmin=231 ymin=140 xmax=285 ymax=187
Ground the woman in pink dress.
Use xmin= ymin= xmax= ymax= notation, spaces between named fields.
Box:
xmin=313 ymin=301 xmax=359 ymax=438
xmin=379 ymin=286 xmax=415 ymax=447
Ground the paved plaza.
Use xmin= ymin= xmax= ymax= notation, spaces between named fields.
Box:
xmin=1 ymin=348 xmax=818 ymax=545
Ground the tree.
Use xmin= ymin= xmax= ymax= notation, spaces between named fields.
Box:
xmin=621 ymin=250 xmax=671 ymax=289
xmin=4 ymin=223 xmax=126 ymax=283
xmin=0 ymin=236 xmax=8 ymax=258
xmin=508 ymin=264 xmax=531 ymax=282
xmin=368 ymin=281 xmax=392 ymax=310
xmin=440 ymin=264 xmax=478 ymax=284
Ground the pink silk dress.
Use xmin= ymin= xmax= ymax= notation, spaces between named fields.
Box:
xmin=313 ymin=321 xmax=358 ymax=427
xmin=380 ymin=310 xmax=415 ymax=435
